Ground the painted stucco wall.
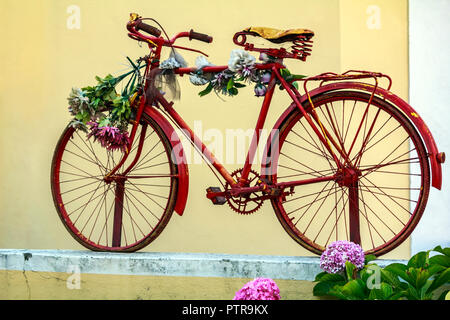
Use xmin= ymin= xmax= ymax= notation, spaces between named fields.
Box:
xmin=0 ymin=0 xmax=416 ymax=260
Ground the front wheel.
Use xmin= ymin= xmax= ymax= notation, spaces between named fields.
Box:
xmin=51 ymin=114 xmax=179 ymax=252
xmin=266 ymin=90 xmax=430 ymax=256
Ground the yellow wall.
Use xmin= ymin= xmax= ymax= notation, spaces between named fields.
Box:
xmin=0 ymin=0 xmax=409 ymax=258
xmin=0 ymin=270 xmax=318 ymax=300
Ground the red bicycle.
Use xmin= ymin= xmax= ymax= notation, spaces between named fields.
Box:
xmin=51 ymin=14 xmax=445 ymax=256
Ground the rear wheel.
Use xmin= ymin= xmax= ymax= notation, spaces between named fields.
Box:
xmin=267 ymin=91 xmax=430 ymax=256
xmin=51 ymin=114 xmax=178 ymax=252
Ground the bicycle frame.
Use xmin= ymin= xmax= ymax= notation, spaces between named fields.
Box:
xmin=106 ymin=60 xmax=348 ymax=198
xmin=50 ymin=14 xmax=446 ymax=254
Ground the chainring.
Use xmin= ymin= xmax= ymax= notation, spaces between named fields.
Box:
xmin=224 ymin=168 xmax=264 ymax=215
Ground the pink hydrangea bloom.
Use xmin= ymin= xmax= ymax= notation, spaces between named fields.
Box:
xmin=233 ymin=278 xmax=281 ymax=300
xmin=87 ymin=122 xmax=130 ymax=152
xmin=320 ymin=240 xmax=365 ymax=274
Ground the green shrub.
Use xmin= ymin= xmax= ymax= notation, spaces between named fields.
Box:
xmin=313 ymin=245 xmax=450 ymax=300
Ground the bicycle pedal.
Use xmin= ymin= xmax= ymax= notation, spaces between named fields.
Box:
xmin=206 ymin=187 xmax=227 ymax=205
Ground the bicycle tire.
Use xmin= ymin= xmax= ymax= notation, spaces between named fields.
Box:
xmin=51 ymin=113 xmax=179 ymax=252
xmin=266 ymin=90 xmax=430 ymax=256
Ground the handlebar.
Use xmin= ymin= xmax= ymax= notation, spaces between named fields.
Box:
xmin=127 ymin=14 xmax=213 ymax=47
xmin=135 ymin=20 xmax=161 ymax=37
xmin=189 ymin=29 xmax=213 ymax=43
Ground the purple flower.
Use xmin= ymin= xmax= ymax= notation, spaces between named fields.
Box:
xmin=259 ymin=52 xmax=270 ymax=62
xmin=233 ymin=278 xmax=281 ymax=300
xmin=260 ymin=72 xmax=272 ymax=84
xmin=87 ymin=122 xmax=130 ymax=153
xmin=254 ymin=84 xmax=267 ymax=97
xmin=320 ymin=240 xmax=365 ymax=274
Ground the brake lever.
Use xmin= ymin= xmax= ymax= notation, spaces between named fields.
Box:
xmin=170 ymin=45 xmax=209 ymax=57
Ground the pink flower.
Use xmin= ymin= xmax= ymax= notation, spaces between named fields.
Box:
xmin=87 ymin=122 xmax=130 ymax=152
xmin=233 ymin=278 xmax=281 ymax=300
xmin=320 ymin=240 xmax=365 ymax=274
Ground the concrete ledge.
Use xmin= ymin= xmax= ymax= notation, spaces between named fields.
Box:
xmin=0 ymin=249 xmax=407 ymax=281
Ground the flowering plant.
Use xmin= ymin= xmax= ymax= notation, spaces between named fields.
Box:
xmin=313 ymin=242 xmax=450 ymax=300
xmin=233 ymin=277 xmax=281 ymax=300
xmin=319 ymin=240 xmax=365 ymax=274
xmin=67 ymin=57 xmax=144 ymax=152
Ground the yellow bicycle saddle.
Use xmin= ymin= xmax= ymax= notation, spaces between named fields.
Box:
xmin=244 ymin=27 xmax=314 ymax=43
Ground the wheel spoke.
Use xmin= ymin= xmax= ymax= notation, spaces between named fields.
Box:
xmin=52 ymin=120 xmax=176 ymax=251
xmin=269 ymin=91 xmax=429 ymax=256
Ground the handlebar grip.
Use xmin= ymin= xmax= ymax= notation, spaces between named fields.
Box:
xmin=189 ymin=29 xmax=213 ymax=43
xmin=135 ymin=21 xmax=162 ymax=37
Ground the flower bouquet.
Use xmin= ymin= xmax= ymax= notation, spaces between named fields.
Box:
xmin=67 ymin=57 xmax=144 ymax=152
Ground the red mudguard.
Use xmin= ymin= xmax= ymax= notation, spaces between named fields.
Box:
xmin=264 ymin=82 xmax=443 ymax=190
xmin=144 ymin=105 xmax=189 ymax=215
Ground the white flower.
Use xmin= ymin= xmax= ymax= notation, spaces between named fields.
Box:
xmin=228 ymin=49 xmax=256 ymax=73
xmin=189 ymin=74 xmax=209 ymax=86
xmin=67 ymin=87 xmax=90 ymax=115
xmin=160 ymin=57 xmax=182 ymax=70
xmin=195 ymin=56 xmax=214 ymax=69
xmin=189 ymin=56 xmax=215 ymax=85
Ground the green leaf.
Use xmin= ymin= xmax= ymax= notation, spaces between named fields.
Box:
xmin=432 ymin=246 xmax=450 ymax=257
xmin=390 ymin=291 xmax=405 ymax=300
xmin=384 ymin=263 xmax=408 ymax=282
xmin=437 ymin=289 xmax=449 ymax=300
xmin=292 ymin=82 xmax=299 ymax=90
xmin=319 ymin=273 xmax=346 ymax=283
xmin=427 ymin=263 xmax=447 ymax=276
xmin=98 ymin=117 xmax=110 ymax=127
xmin=341 ymin=279 xmax=366 ymax=299
xmin=429 ymin=254 xmax=450 ymax=268
xmin=365 ymin=254 xmax=377 ymax=264
xmin=408 ymin=267 xmax=430 ymax=290
xmin=313 ymin=281 xmax=333 ymax=296
xmin=327 ymin=285 xmax=351 ymax=300
xmin=368 ymin=288 xmax=379 ymax=300
xmin=226 ymin=77 xmax=235 ymax=91
xmin=407 ymin=251 xmax=428 ymax=268
xmin=345 ymin=261 xmax=357 ymax=280
xmin=228 ymin=87 xmax=238 ymax=96
xmin=314 ymin=271 xmax=328 ymax=282
xmin=420 ymin=279 xmax=433 ymax=298
xmin=426 ymin=268 xmax=450 ymax=294
xmin=280 ymin=68 xmax=291 ymax=77
xmin=380 ymin=283 xmax=394 ymax=299
xmin=291 ymin=73 xmax=307 ymax=80
xmin=126 ymin=56 xmax=137 ymax=69
xmin=369 ymin=283 xmax=394 ymax=300
xmin=198 ymin=82 xmax=213 ymax=97
xmin=234 ymin=82 xmax=246 ymax=88
xmin=405 ymin=284 xmax=421 ymax=300
xmin=380 ymin=269 xmax=405 ymax=289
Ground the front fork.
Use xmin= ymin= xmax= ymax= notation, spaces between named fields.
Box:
xmin=103 ymin=89 xmax=149 ymax=247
